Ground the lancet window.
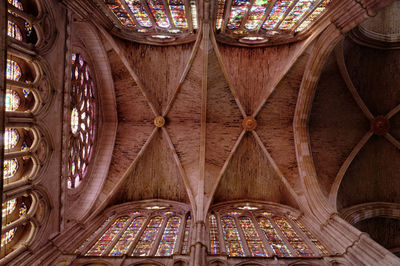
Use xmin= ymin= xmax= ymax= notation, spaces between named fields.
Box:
xmin=100 ymin=0 xmax=198 ymax=38
xmin=78 ymin=205 xmax=191 ymax=257
xmin=2 ymin=0 xmax=53 ymax=262
xmin=216 ymin=0 xmax=332 ymax=43
xmin=67 ymin=53 xmax=96 ymax=189
xmin=208 ymin=205 xmax=329 ymax=258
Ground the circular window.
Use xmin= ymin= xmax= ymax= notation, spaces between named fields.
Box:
xmin=68 ymin=53 xmax=96 ymax=189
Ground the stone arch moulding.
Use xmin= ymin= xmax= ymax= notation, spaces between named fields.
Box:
xmin=62 ymin=19 xmax=117 ymax=224
xmin=0 ymin=186 xmax=52 ymax=265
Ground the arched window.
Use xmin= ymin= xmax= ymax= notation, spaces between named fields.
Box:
xmin=8 ymin=0 xmax=23 ymax=10
xmin=216 ymin=0 xmax=332 ymax=44
xmin=68 ymin=53 xmax=96 ymax=189
xmin=101 ymin=0 xmax=198 ymax=38
xmin=208 ymin=204 xmax=329 ymax=258
xmin=7 ymin=21 xmax=22 ymax=41
xmin=78 ymin=205 xmax=192 ymax=258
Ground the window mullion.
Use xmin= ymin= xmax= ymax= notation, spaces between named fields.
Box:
xmin=104 ymin=215 xmax=135 ymax=255
xmin=216 ymin=213 xmax=227 ymax=255
xmin=150 ymin=214 xmax=169 ymax=256
xmin=162 ymin=0 xmax=175 ymax=29
xmin=184 ymin=0 xmax=193 ymax=32
xmin=269 ymin=217 xmax=297 ymax=256
xmin=286 ymin=216 xmax=320 ymax=256
xmin=234 ymin=215 xmax=250 ymax=256
xmin=238 ymin=0 xmax=256 ymax=31
xmin=82 ymin=215 xmax=116 ymax=255
xmin=221 ymin=0 xmax=233 ymax=33
xmin=126 ymin=215 xmax=151 ymax=256
xmin=120 ymin=0 xmax=145 ymax=29
xmin=140 ymin=0 xmax=158 ymax=30
xmin=255 ymin=0 xmax=277 ymax=33
xmin=272 ymin=0 xmax=299 ymax=30
xmin=174 ymin=213 xmax=186 ymax=255
xmin=251 ymin=214 xmax=274 ymax=257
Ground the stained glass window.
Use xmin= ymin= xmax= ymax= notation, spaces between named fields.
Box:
xmin=68 ymin=53 xmax=96 ymax=189
xmin=6 ymin=59 xmax=22 ymax=81
xmin=221 ymin=216 xmax=245 ymax=257
xmin=181 ymin=215 xmax=191 ymax=254
xmin=104 ymin=0 xmax=136 ymax=27
xmin=273 ymin=217 xmax=313 ymax=257
xmin=1 ymin=228 xmax=16 ymax=247
xmin=8 ymin=21 xmax=22 ymax=40
xmin=109 ymin=216 xmax=146 ymax=256
xmin=4 ymin=159 xmax=19 ymax=179
xmin=8 ymin=0 xmax=23 ymax=10
xmin=5 ymin=89 xmax=21 ymax=112
xmin=125 ymin=0 xmax=152 ymax=27
xmin=216 ymin=0 xmax=332 ymax=40
xmin=238 ymin=216 xmax=267 ymax=256
xmin=19 ymin=202 xmax=27 ymax=216
xmin=256 ymin=216 xmax=292 ymax=257
xmin=132 ymin=216 xmax=164 ymax=256
xmin=292 ymin=218 xmax=328 ymax=255
xmin=5 ymin=128 xmax=19 ymax=150
xmin=156 ymin=216 xmax=181 ymax=256
xmin=2 ymin=198 xmax=17 ymax=218
xmin=103 ymin=0 xmax=196 ymax=35
xmin=86 ymin=217 xmax=129 ymax=256
xmin=208 ymin=214 xmax=220 ymax=254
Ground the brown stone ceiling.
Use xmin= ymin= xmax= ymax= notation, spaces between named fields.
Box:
xmin=99 ymin=30 xmax=311 ymax=212
xmin=310 ymin=37 xmax=400 ymax=211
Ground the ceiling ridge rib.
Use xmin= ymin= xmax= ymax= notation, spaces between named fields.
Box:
xmin=204 ymin=129 xmax=246 ymax=213
xmin=199 ymin=23 xmax=210 ymax=218
xmin=163 ymin=29 xmax=203 ymax=117
xmin=384 ymin=133 xmax=400 ymax=150
xmin=385 ymin=103 xmax=400 ymax=120
xmin=161 ymin=127 xmax=197 ymax=213
xmin=89 ymin=127 xmax=159 ymax=221
xmin=95 ymin=24 xmax=159 ymax=117
xmin=334 ymin=41 xmax=374 ymax=120
xmin=252 ymin=130 xmax=301 ymax=206
xmin=210 ymin=29 xmax=247 ymax=118
xmin=329 ymin=130 xmax=373 ymax=209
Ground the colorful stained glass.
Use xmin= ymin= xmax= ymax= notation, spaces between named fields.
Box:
xmin=292 ymin=218 xmax=328 ymax=255
xmin=216 ymin=0 xmax=226 ymax=29
xmin=8 ymin=0 xmax=23 ymax=10
xmin=109 ymin=216 xmax=146 ymax=256
xmin=168 ymin=0 xmax=187 ymax=28
xmin=262 ymin=0 xmax=292 ymax=30
xmin=86 ymin=217 xmax=129 ymax=256
xmin=190 ymin=0 xmax=198 ymax=29
xmin=104 ymin=0 xmax=135 ymax=27
xmin=23 ymin=89 xmax=30 ymax=98
xmin=273 ymin=217 xmax=313 ymax=257
xmin=257 ymin=216 xmax=292 ymax=257
xmin=181 ymin=215 xmax=191 ymax=254
xmin=5 ymin=128 xmax=19 ymax=150
xmin=6 ymin=59 xmax=22 ymax=81
xmin=221 ymin=216 xmax=245 ymax=257
xmin=295 ymin=0 xmax=331 ymax=32
xmin=19 ymin=202 xmax=27 ymax=216
xmin=125 ymin=0 xmax=152 ymax=27
xmin=4 ymin=159 xmax=19 ymax=179
xmin=132 ymin=216 xmax=164 ymax=256
xmin=238 ymin=216 xmax=268 ymax=256
xmin=227 ymin=0 xmax=251 ymax=30
xmin=244 ymin=0 xmax=271 ymax=30
xmin=208 ymin=215 xmax=220 ymax=254
xmin=156 ymin=216 xmax=181 ymax=256
xmin=2 ymin=198 xmax=17 ymax=218
xmin=69 ymin=53 xmax=96 ymax=189
xmin=1 ymin=228 xmax=16 ymax=247
xmin=8 ymin=21 xmax=22 ymax=40
xmin=71 ymin=108 xmax=79 ymax=134
xmin=279 ymin=0 xmax=311 ymax=30
xmin=147 ymin=0 xmax=171 ymax=28
xmin=5 ymin=89 xmax=20 ymax=112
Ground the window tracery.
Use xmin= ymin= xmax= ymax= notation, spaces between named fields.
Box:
xmin=2 ymin=0 xmax=54 ymax=261
xmin=216 ymin=0 xmax=332 ymax=44
xmin=208 ymin=204 xmax=329 ymax=258
xmin=79 ymin=206 xmax=191 ymax=258
xmin=99 ymin=0 xmax=197 ymax=40
xmin=68 ymin=53 xmax=96 ymax=189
